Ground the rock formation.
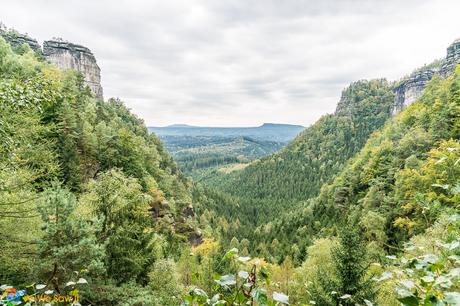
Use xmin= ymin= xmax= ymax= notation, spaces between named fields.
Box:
xmin=43 ymin=40 xmax=103 ymax=99
xmin=0 ymin=29 xmax=103 ymax=99
xmin=440 ymin=38 xmax=460 ymax=78
xmin=0 ymin=29 xmax=42 ymax=55
xmin=392 ymin=69 xmax=436 ymax=114
xmin=392 ymin=38 xmax=460 ymax=113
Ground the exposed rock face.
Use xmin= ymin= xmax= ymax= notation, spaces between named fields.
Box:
xmin=43 ymin=40 xmax=103 ymax=99
xmin=183 ymin=204 xmax=195 ymax=217
xmin=392 ymin=69 xmax=436 ymax=114
xmin=0 ymin=30 xmax=42 ymax=55
xmin=392 ymin=38 xmax=460 ymax=114
xmin=188 ymin=232 xmax=203 ymax=247
xmin=0 ymin=28 xmax=103 ymax=99
xmin=440 ymin=38 xmax=460 ymax=78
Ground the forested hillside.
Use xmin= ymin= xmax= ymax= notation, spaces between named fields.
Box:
xmin=156 ymin=135 xmax=285 ymax=178
xmin=200 ymin=80 xmax=394 ymax=234
xmin=0 ymin=37 xmax=198 ymax=304
xmin=189 ymin=66 xmax=460 ymax=305
xmin=237 ymin=70 xmax=460 ymax=262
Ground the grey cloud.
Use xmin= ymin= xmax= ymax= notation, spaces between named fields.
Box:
xmin=1 ymin=0 xmax=460 ymax=126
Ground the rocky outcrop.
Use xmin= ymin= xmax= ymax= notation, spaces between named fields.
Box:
xmin=392 ymin=38 xmax=460 ymax=114
xmin=392 ymin=69 xmax=436 ymax=114
xmin=440 ymin=38 xmax=460 ymax=78
xmin=188 ymin=232 xmax=203 ymax=247
xmin=0 ymin=28 xmax=103 ymax=99
xmin=43 ymin=40 xmax=103 ymax=99
xmin=0 ymin=29 xmax=42 ymax=55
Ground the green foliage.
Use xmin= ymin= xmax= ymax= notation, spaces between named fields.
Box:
xmin=0 ymin=35 xmax=196 ymax=304
xmin=377 ymin=214 xmax=460 ymax=306
xmin=84 ymin=169 xmax=155 ymax=284
xmin=331 ymin=225 xmax=376 ymax=305
xmin=182 ymin=248 xmax=289 ymax=306
xmin=299 ymin=225 xmax=376 ymax=306
xmin=82 ymin=281 xmax=162 ymax=306
xmin=197 ymin=79 xmax=395 ymax=260
xmin=37 ymin=185 xmax=105 ymax=291
xmin=148 ymin=259 xmax=183 ymax=302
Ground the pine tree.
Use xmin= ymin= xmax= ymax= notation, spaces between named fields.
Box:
xmin=86 ymin=169 xmax=155 ymax=284
xmin=37 ymin=185 xmax=105 ymax=291
xmin=331 ymin=224 xmax=376 ymax=306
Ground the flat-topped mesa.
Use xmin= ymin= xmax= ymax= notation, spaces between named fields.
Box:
xmin=43 ymin=40 xmax=103 ymax=99
xmin=392 ymin=37 xmax=460 ymax=114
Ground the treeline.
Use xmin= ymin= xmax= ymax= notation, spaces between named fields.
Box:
xmin=176 ymin=153 xmax=241 ymax=172
xmin=169 ymin=136 xmax=285 ymax=176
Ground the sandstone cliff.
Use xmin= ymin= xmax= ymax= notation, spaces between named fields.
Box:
xmin=0 ymin=29 xmax=103 ymax=99
xmin=43 ymin=40 xmax=103 ymax=99
xmin=0 ymin=30 xmax=42 ymax=55
xmin=392 ymin=69 xmax=436 ymax=114
xmin=440 ymin=38 xmax=460 ymax=78
xmin=392 ymin=38 xmax=460 ymax=113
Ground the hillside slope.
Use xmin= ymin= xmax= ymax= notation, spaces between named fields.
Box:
xmin=252 ymin=68 xmax=460 ymax=262
xmin=206 ymin=79 xmax=394 ymax=223
xmin=0 ymin=37 xmax=197 ymax=303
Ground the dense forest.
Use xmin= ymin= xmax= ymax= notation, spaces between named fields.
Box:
xmin=0 ymin=36 xmax=197 ymax=304
xmin=1 ymin=27 xmax=460 ymax=306
xmin=156 ymin=135 xmax=286 ymax=178
xmin=197 ymin=79 xmax=396 ymax=246
xmin=204 ymin=73 xmax=460 ymax=262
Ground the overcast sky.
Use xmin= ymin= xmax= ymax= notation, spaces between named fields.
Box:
xmin=2 ymin=1 xmax=460 ymax=127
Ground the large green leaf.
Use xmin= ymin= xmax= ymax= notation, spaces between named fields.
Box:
xmin=397 ymin=295 xmax=420 ymax=306
xmin=215 ymin=274 xmax=236 ymax=287
xmin=273 ymin=291 xmax=289 ymax=305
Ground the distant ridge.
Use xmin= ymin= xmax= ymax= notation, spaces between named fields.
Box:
xmin=148 ymin=123 xmax=305 ymax=143
xmin=260 ymin=123 xmax=304 ymax=128
xmin=166 ymin=124 xmax=195 ymax=128
xmin=151 ymin=123 xmax=304 ymax=129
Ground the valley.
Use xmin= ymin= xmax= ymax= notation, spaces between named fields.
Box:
xmin=1 ymin=13 xmax=460 ymax=306
xmin=149 ymin=123 xmax=303 ymax=179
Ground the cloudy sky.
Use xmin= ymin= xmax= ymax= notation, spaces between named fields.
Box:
xmin=2 ymin=0 xmax=460 ymax=127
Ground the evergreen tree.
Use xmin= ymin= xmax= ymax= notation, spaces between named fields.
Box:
xmin=37 ymin=185 xmax=105 ymax=292
xmin=331 ymin=224 xmax=375 ymax=305
xmin=85 ymin=169 xmax=155 ymax=284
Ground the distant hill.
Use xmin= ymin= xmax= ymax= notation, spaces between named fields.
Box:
xmin=148 ymin=123 xmax=303 ymax=178
xmin=165 ymin=124 xmax=195 ymax=128
xmin=149 ymin=123 xmax=304 ymax=142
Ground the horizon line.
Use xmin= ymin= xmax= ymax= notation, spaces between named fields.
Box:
xmin=148 ymin=122 xmax=306 ymax=129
